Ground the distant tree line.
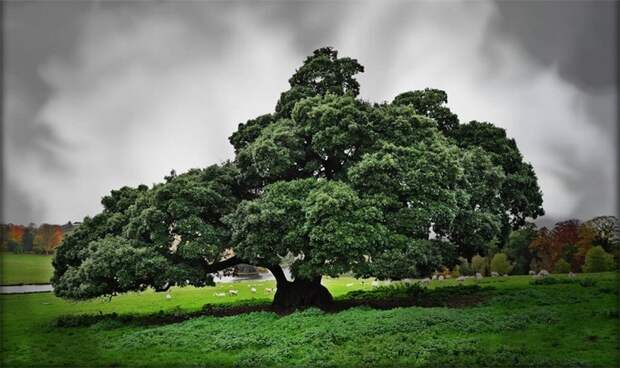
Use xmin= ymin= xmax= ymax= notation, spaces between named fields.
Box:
xmin=452 ymin=215 xmax=619 ymax=276
xmin=0 ymin=222 xmax=80 ymax=255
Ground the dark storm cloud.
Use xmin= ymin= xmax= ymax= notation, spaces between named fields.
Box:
xmin=2 ymin=1 xmax=617 ymax=225
xmin=3 ymin=1 xmax=93 ymax=223
xmin=491 ymin=0 xmax=617 ymax=92
xmin=486 ymin=0 xmax=618 ymax=222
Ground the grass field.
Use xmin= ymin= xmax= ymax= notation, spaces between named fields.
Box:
xmin=1 ymin=272 xmax=618 ymax=367
xmin=0 ymin=252 xmax=54 ymax=285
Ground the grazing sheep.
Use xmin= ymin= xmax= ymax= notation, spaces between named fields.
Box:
xmin=475 ymin=273 xmax=483 ymax=280
xmin=372 ymin=280 xmax=380 ymax=287
xmin=165 ymin=293 xmax=172 ymax=300
xmin=251 ymin=287 xmax=257 ymax=293
xmin=265 ymin=288 xmax=273 ymax=293
xmin=529 ymin=270 xmax=536 ymax=275
xmin=214 ymin=292 xmax=226 ymax=297
xmin=568 ymin=272 xmax=576 ymax=278
xmin=432 ymin=275 xmax=437 ymax=280
xmin=491 ymin=271 xmax=499 ymax=277
xmin=420 ymin=278 xmax=431 ymax=285
xmin=228 ymin=289 xmax=239 ymax=296
xmin=438 ymin=275 xmax=445 ymax=281
xmin=457 ymin=276 xmax=465 ymax=282
xmin=346 ymin=283 xmax=354 ymax=287
xmin=538 ymin=269 xmax=549 ymax=277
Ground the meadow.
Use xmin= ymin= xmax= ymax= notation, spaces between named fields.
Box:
xmin=0 ymin=252 xmax=54 ymax=285
xmin=1 ymin=258 xmax=618 ymax=367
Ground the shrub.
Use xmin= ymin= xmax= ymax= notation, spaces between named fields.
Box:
xmin=583 ymin=246 xmax=614 ymax=273
xmin=471 ymin=255 xmax=489 ymax=276
xmin=490 ymin=253 xmax=513 ymax=275
xmin=553 ymin=259 xmax=571 ymax=274
xmin=12 ymin=244 xmax=24 ymax=254
xmin=456 ymin=257 xmax=474 ymax=276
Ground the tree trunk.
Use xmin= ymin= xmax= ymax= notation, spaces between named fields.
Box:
xmin=266 ymin=265 xmax=334 ymax=310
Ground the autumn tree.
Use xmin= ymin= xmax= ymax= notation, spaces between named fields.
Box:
xmin=6 ymin=224 xmax=26 ymax=252
xmin=529 ymin=227 xmax=558 ymax=271
xmin=584 ymin=216 xmax=619 ymax=262
xmin=0 ymin=224 xmax=8 ymax=250
xmin=529 ymin=220 xmax=599 ymax=272
xmin=52 ymin=47 xmax=544 ymax=309
xmin=33 ymin=224 xmax=64 ymax=254
xmin=574 ymin=223 xmax=596 ymax=270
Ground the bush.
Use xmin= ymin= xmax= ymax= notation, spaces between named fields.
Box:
xmin=553 ymin=259 xmax=571 ymax=274
xmin=583 ymin=246 xmax=614 ymax=273
xmin=529 ymin=277 xmax=596 ymax=287
xmin=455 ymin=257 xmax=474 ymax=276
xmin=490 ymin=253 xmax=513 ymax=275
xmin=471 ymin=255 xmax=489 ymax=276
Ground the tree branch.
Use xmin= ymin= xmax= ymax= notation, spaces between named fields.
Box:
xmin=263 ymin=263 xmax=289 ymax=288
xmin=203 ymin=256 xmax=245 ymax=273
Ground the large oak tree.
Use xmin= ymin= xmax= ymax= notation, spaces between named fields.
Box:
xmin=52 ymin=47 xmax=543 ymax=309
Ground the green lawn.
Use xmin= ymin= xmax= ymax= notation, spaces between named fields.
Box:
xmin=0 ymin=252 xmax=54 ymax=285
xmin=1 ymin=273 xmax=618 ymax=367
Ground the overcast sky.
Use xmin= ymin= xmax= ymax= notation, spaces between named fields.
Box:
xmin=2 ymin=0 xmax=617 ymax=227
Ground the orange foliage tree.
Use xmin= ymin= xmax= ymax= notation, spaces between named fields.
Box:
xmin=574 ymin=224 xmax=596 ymax=270
xmin=7 ymin=224 xmax=26 ymax=250
xmin=529 ymin=227 xmax=559 ymax=271
xmin=529 ymin=220 xmax=595 ymax=272
xmin=33 ymin=224 xmax=64 ymax=254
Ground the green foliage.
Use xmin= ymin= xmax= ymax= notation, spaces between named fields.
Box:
xmin=553 ymin=259 xmax=571 ymax=273
xmin=583 ymin=246 xmax=615 ymax=273
xmin=450 ymin=121 xmax=544 ymax=231
xmin=51 ymin=47 xmax=545 ymax=301
xmin=455 ymin=257 xmax=474 ymax=276
xmin=506 ymin=224 xmax=537 ymax=274
xmin=490 ymin=253 xmax=513 ymax=275
xmin=471 ymin=254 xmax=489 ymax=275
xmin=528 ymin=277 xmax=598 ymax=289
xmin=392 ymin=88 xmax=459 ymax=134
xmin=53 ymin=164 xmax=241 ymax=299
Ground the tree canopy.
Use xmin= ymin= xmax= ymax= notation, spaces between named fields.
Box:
xmin=53 ymin=47 xmax=544 ymax=308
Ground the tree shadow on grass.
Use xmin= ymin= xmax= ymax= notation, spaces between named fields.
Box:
xmin=54 ymin=284 xmax=492 ymax=329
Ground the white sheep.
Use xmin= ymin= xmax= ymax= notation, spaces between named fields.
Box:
xmin=457 ymin=276 xmax=465 ymax=282
xmin=528 ymin=270 xmax=536 ymax=275
xmin=431 ymin=275 xmax=437 ymax=280
xmin=420 ymin=278 xmax=431 ymax=285
xmin=251 ymin=287 xmax=257 ymax=293
xmin=228 ymin=289 xmax=239 ymax=296
xmin=438 ymin=275 xmax=445 ymax=281
xmin=265 ymin=288 xmax=273 ymax=293
xmin=475 ymin=273 xmax=483 ymax=280
xmin=214 ymin=292 xmax=226 ymax=297
xmin=491 ymin=271 xmax=499 ymax=277
xmin=538 ymin=269 xmax=549 ymax=277
xmin=371 ymin=280 xmax=380 ymax=287
xmin=165 ymin=293 xmax=172 ymax=300
xmin=346 ymin=283 xmax=354 ymax=287
xmin=568 ymin=272 xmax=576 ymax=278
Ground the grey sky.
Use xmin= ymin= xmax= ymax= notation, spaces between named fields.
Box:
xmin=2 ymin=0 xmax=617 ymax=226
